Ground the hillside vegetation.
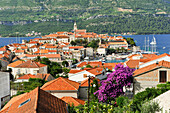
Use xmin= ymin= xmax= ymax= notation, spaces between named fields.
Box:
xmin=0 ymin=0 xmax=169 ymax=21
xmin=0 ymin=0 xmax=169 ymax=36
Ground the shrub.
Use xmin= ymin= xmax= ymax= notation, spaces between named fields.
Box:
xmin=116 ymin=96 xmax=128 ymax=107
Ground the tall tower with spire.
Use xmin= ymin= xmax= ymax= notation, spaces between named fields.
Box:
xmin=74 ymin=22 xmax=77 ymax=31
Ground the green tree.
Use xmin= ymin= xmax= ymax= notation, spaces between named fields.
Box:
xmin=139 ymin=101 xmax=162 ymax=113
xmin=62 ymin=61 xmax=69 ymax=67
xmin=49 ymin=62 xmax=62 ymax=76
xmin=86 ymin=64 xmax=93 ymax=68
xmin=34 ymin=56 xmax=41 ymax=62
xmin=40 ymin=57 xmax=51 ymax=65
xmin=62 ymin=67 xmax=70 ymax=74
xmin=71 ymin=41 xmax=76 ymax=46
xmin=72 ymin=59 xmax=78 ymax=65
xmin=107 ymin=48 xmax=116 ymax=55
xmin=87 ymin=40 xmax=99 ymax=49
xmin=121 ymin=47 xmax=125 ymax=53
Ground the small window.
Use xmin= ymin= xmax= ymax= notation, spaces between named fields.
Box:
xmin=83 ymin=74 xmax=87 ymax=78
xmin=159 ymin=71 xmax=167 ymax=83
xmin=18 ymin=98 xmax=31 ymax=108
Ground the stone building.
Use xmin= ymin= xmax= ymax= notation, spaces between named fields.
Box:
xmin=133 ymin=60 xmax=170 ymax=94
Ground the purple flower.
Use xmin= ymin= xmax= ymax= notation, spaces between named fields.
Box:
xmin=94 ymin=64 xmax=135 ymax=102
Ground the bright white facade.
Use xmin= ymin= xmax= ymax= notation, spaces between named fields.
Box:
xmin=68 ymin=70 xmax=106 ymax=82
xmin=7 ymin=66 xmax=47 ymax=78
xmin=97 ymin=47 xmax=107 ymax=55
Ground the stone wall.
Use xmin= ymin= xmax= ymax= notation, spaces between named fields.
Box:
xmin=134 ymin=67 xmax=170 ymax=94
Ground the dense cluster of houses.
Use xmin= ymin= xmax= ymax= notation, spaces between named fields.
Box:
xmin=0 ymin=23 xmax=169 ymax=112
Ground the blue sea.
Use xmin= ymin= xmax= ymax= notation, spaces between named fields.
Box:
xmin=121 ymin=34 xmax=170 ymax=54
xmin=0 ymin=37 xmax=37 ymax=47
xmin=0 ymin=34 xmax=170 ymax=54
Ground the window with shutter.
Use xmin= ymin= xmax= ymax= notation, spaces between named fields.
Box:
xmin=159 ymin=71 xmax=167 ymax=83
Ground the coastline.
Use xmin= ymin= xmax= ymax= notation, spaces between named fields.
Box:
xmin=0 ymin=36 xmax=41 ymax=38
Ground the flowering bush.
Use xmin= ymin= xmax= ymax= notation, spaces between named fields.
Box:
xmin=94 ymin=64 xmax=135 ymax=102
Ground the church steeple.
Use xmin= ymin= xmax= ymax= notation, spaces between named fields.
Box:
xmin=74 ymin=22 xmax=77 ymax=31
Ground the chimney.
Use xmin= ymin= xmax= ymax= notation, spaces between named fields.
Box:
xmin=156 ymin=61 xmax=159 ymax=65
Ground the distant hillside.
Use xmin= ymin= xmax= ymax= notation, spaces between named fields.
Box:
xmin=0 ymin=0 xmax=169 ymax=36
xmin=0 ymin=0 xmax=169 ymax=21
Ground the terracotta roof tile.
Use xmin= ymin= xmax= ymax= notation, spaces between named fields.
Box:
xmin=77 ymin=62 xmax=87 ymax=67
xmin=142 ymin=54 xmax=158 ymax=59
xmin=144 ymin=53 xmax=170 ymax=63
xmin=133 ymin=60 xmax=170 ymax=76
xmin=87 ymin=68 xmax=103 ymax=76
xmin=104 ymin=63 xmax=123 ymax=68
xmin=88 ymin=61 xmax=102 ymax=67
xmin=69 ymin=70 xmax=84 ymax=74
xmin=61 ymin=96 xmax=85 ymax=106
xmin=8 ymin=60 xmax=25 ymax=68
xmin=34 ymin=50 xmax=48 ymax=54
xmin=125 ymin=60 xmax=140 ymax=68
xmin=0 ymin=48 xmax=6 ymax=51
xmin=69 ymin=46 xmax=84 ymax=49
xmin=77 ymin=61 xmax=103 ymax=68
xmin=36 ymin=73 xmax=55 ymax=81
xmin=28 ymin=41 xmax=38 ymax=44
xmin=15 ymin=50 xmax=25 ymax=53
xmin=41 ymin=77 xmax=80 ymax=91
xmin=17 ymin=74 xmax=37 ymax=79
xmin=15 ymin=60 xmax=46 ymax=68
xmin=0 ymin=87 xmax=67 ymax=113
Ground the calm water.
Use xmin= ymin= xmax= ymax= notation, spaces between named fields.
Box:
xmin=121 ymin=34 xmax=170 ymax=54
xmin=0 ymin=34 xmax=170 ymax=54
xmin=0 ymin=37 xmax=37 ymax=47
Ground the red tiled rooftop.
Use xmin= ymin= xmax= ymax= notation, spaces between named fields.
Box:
xmin=17 ymin=74 xmax=36 ymax=79
xmin=41 ymin=77 xmax=80 ymax=91
xmin=36 ymin=73 xmax=54 ymax=81
xmin=143 ymin=53 xmax=170 ymax=63
xmin=61 ymin=96 xmax=85 ymax=106
xmin=0 ymin=87 xmax=67 ymax=113
xmin=69 ymin=70 xmax=84 ymax=74
xmin=133 ymin=60 xmax=170 ymax=76
xmin=0 ymin=48 xmax=6 ymax=51
xmin=104 ymin=63 xmax=123 ymax=68
xmin=34 ymin=50 xmax=48 ymax=54
xmin=15 ymin=60 xmax=46 ymax=68
xmin=87 ymin=68 xmax=103 ymax=76
xmin=125 ymin=60 xmax=140 ymax=68
xmin=69 ymin=46 xmax=84 ymax=49
xmin=15 ymin=50 xmax=25 ymax=53
xmin=77 ymin=62 xmax=87 ymax=68
xmin=8 ymin=60 xmax=25 ymax=68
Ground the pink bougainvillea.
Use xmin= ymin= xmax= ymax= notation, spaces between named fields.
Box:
xmin=94 ymin=64 xmax=135 ymax=102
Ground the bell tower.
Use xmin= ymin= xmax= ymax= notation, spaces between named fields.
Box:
xmin=74 ymin=22 xmax=77 ymax=31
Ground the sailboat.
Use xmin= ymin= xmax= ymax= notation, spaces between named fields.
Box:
xmin=150 ymin=36 xmax=158 ymax=54
xmin=142 ymin=36 xmax=158 ymax=54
